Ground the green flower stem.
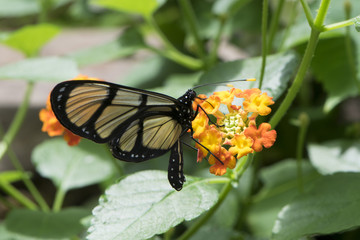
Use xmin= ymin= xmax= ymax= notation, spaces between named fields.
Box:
xmin=206 ymin=177 xmax=231 ymax=185
xmin=52 ymin=187 xmax=66 ymax=212
xmin=178 ymin=0 xmax=207 ymax=62
xmin=0 ymin=181 xmax=37 ymax=210
xmin=259 ymin=0 xmax=268 ymax=89
xmin=270 ymin=0 xmax=331 ymax=128
xmin=267 ymin=0 xmax=285 ymax=52
xmin=208 ymin=16 xmax=226 ymax=69
xmin=6 ymin=148 xmax=50 ymax=211
xmin=234 ymin=154 xmax=253 ymax=181
xmin=177 ymin=180 xmax=232 ymax=240
xmin=300 ymin=0 xmax=314 ymax=28
xmin=270 ymin=29 xmax=320 ymax=128
xmin=0 ymin=81 xmax=34 ymax=162
xmin=323 ymin=16 xmax=360 ymax=32
xmin=38 ymin=0 xmax=52 ymax=23
xmin=146 ymin=16 xmax=203 ymax=70
xmin=313 ymin=0 xmax=331 ymax=29
xmin=296 ymin=113 xmax=309 ymax=193
xmin=177 ymin=155 xmax=252 ymax=240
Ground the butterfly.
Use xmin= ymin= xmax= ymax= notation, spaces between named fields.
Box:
xmin=50 ymin=80 xmax=204 ymax=191
xmin=50 ymin=79 xmax=252 ymax=190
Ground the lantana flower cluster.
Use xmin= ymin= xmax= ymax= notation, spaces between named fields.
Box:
xmin=39 ymin=74 xmax=101 ymax=146
xmin=192 ymin=87 xmax=277 ymax=176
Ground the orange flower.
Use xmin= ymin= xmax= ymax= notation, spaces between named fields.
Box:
xmin=199 ymin=95 xmax=221 ymax=115
xmin=39 ymin=96 xmax=64 ymax=136
xmin=39 ymin=95 xmax=81 ymax=146
xmin=39 ymin=74 xmax=102 ymax=146
xmin=192 ymin=85 xmax=277 ymax=176
xmin=209 ymin=148 xmax=236 ymax=176
xmin=228 ymin=133 xmax=254 ymax=159
xmin=213 ymin=90 xmax=234 ymax=105
xmin=244 ymin=123 xmax=277 ymax=152
xmin=235 ymin=88 xmax=261 ymax=99
xmin=242 ymin=91 xmax=274 ymax=116
xmin=195 ymin=143 xmax=208 ymax=163
xmin=196 ymin=125 xmax=222 ymax=154
xmin=192 ymin=111 xmax=209 ymax=139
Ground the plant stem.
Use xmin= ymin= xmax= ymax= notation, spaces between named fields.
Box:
xmin=177 ymin=181 xmax=232 ymax=240
xmin=270 ymin=0 xmax=332 ymax=128
xmin=267 ymin=0 xmax=285 ymax=52
xmin=313 ymin=0 xmax=331 ymax=30
xmin=300 ymin=0 xmax=314 ymax=28
xmin=178 ymin=0 xmax=206 ymax=62
xmin=0 ymin=181 xmax=37 ymax=210
xmin=323 ymin=17 xmax=358 ymax=32
xmin=38 ymin=0 xmax=52 ymax=23
xmin=0 ymin=82 xmax=34 ymax=161
xmin=52 ymin=187 xmax=66 ymax=212
xmin=296 ymin=113 xmax=309 ymax=193
xmin=270 ymin=28 xmax=320 ymax=128
xmin=6 ymin=147 xmax=50 ymax=211
xmin=146 ymin=16 xmax=203 ymax=70
xmin=177 ymin=155 xmax=252 ymax=240
xmin=259 ymin=0 xmax=269 ymax=89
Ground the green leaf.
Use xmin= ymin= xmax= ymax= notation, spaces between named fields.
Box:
xmin=5 ymin=208 xmax=89 ymax=239
xmin=68 ymin=28 xmax=145 ymax=67
xmin=0 ymin=57 xmax=79 ymax=82
xmin=87 ymin=170 xmax=218 ymax=240
xmin=0 ymin=171 xmax=23 ymax=184
xmin=247 ymin=159 xmax=319 ymax=238
xmin=308 ymin=139 xmax=360 ymax=175
xmin=0 ymin=224 xmax=39 ymax=240
xmin=272 ymin=173 xmax=360 ymax=240
xmin=199 ymin=51 xmax=299 ymax=100
xmin=2 ymin=24 xmax=60 ymax=57
xmin=31 ymin=139 xmax=115 ymax=191
xmin=91 ymin=0 xmax=165 ymax=18
xmin=311 ymin=37 xmax=358 ymax=112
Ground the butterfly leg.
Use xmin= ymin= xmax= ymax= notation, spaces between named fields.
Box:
xmin=168 ymin=140 xmax=186 ymax=191
xmin=193 ymin=104 xmax=224 ymax=128
xmin=190 ymin=135 xmax=224 ymax=165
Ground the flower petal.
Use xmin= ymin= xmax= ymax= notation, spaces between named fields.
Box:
xmin=244 ymin=123 xmax=277 ymax=152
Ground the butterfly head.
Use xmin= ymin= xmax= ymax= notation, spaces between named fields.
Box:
xmin=178 ymin=89 xmax=197 ymax=106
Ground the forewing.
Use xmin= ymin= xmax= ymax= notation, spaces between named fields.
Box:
xmin=50 ymin=80 xmax=178 ymax=143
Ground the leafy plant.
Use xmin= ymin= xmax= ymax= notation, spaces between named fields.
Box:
xmin=0 ymin=0 xmax=360 ymax=239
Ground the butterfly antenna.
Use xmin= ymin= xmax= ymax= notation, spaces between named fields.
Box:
xmin=192 ymin=78 xmax=256 ymax=90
